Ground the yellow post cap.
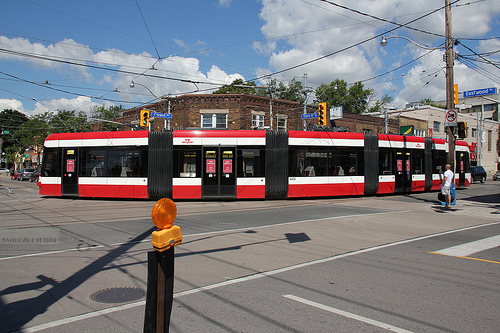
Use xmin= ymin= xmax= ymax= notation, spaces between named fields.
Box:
xmin=152 ymin=225 xmax=182 ymax=252
xmin=151 ymin=198 xmax=177 ymax=230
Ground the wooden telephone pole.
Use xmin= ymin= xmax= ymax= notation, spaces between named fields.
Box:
xmin=445 ymin=0 xmax=456 ymax=168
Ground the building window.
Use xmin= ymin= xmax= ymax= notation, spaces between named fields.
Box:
xmin=471 ymin=128 xmax=477 ymax=138
xmin=252 ymin=114 xmax=264 ymax=128
xmin=488 ymin=130 xmax=492 ymax=151
xmin=277 ymin=117 xmax=287 ymax=132
xmin=433 ymin=121 xmax=440 ymax=132
xmin=202 ymin=113 xmax=227 ymax=128
xmin=415 ymin=129 xmax=425 ymax=137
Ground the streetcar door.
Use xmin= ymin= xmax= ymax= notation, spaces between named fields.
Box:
xmin=62 ymin=148 xmax=78 ymax=196
xmin=394 ymin=150 xmax=412 ymax=193
xmin=202 ymin=147 xmax=236 ymax=198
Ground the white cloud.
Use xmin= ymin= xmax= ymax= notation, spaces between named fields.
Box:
xmin=0 ymin=99 xmax=25 ymax=113
xmin=33 ymin=96 xmax=99 ymax=115
xmin=256 ymin=0 xmax=500 ymax=107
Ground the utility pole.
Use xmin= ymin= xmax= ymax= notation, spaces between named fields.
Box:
xmin=445 ymin=0 xmax=455 ymax=168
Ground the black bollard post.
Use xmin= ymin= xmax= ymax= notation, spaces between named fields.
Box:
xmin=143 ymin=199 xmax=182 ymax=333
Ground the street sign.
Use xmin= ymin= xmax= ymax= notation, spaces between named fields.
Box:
xmin=330 ymin=106 xmax=343 ymax=120
xmin=301 ymin=112 xmax=318 ymax=119
xmin=151 ymin=112 xmax=172 ymax=119
xmin=463 ymin=87 xmax=497 ymax=98
xmin=445 ymin=109 xmax=458 ymax=127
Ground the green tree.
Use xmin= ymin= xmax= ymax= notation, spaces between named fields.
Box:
xmin=315 ymin=79 xmax=373 ymax=114
xmin=90 ymin=105 xmax=125 ymax=131
xmin=0 ymin=109 xmax=29 ymax=151
xmin=369 ymin=94 xmax=394 ymax=113
xmin=213 ymin=79 xmax=258 ymax=95
xmin=50 ymin=110 xmax=91 ymax=133
xmin=257 ymin=78 xmax=305 ymax=103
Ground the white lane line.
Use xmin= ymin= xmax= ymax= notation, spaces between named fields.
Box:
xmin=0 ymin=209 xmax=410 ymax=261
xmin=19 ymin=221 xmax=500 ymax=332
xmin=15 ymin=301 xmax=145 ymax=333
xmin=433 ymin=234 xmax=500 ymax=257
xmin=283 ymin=294 xmax=413 ymax=333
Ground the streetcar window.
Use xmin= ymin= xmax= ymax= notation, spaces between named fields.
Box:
xmin=289 ymin=147 xmax=364 ymax=177
xmin=412 ymin=149 xmax=424 ymax=174
xmin=108 ymin=148 xmax=146 ymax=177
xmin=379 ymin=149 xmax=393 ymax=175
xmin=174 ymin=149 xmax=201 ymax=178
xmin=237 ymin=148 xmax=265 ymax=177
xmin=432 ymin=150 xmax=447 ymax=174
xmin=41 ymin=147 xmax=60 ymax=177
xmin=81 ymin=148 xmax=106 ymax=177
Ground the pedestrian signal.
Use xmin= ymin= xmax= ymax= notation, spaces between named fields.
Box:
xmin=140 ymin=110 xmax=150 ymax=127
xmin=318 ymin=102 xmax=327 ymax=126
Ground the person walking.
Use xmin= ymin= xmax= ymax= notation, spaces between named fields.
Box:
xmin=442 ymin=164 xmax=454 ymax=208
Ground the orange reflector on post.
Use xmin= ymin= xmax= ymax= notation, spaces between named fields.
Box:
xmin=151 ymin=198 xmax=177 ymax=230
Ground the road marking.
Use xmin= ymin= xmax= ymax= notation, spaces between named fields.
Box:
xmin=431 ymin=235 xmax=500 ymax=257
xmin=428 ymin=252 xmax=500 ymax=265
xmin=283 ymin=294 xmax=413 ymax=333
xmin=0 ymin=209 xmax=409 ymax=261
xmin=19 ymin=221 xmax=500 ymax=332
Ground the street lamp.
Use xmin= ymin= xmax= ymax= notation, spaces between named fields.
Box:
xmin=130 ymin=81 xmax=172 ymax=130
xmin=130 ymin=81 xmax=163 ymax=100
xmin=380 ymin=35 xmax=444 ymax=50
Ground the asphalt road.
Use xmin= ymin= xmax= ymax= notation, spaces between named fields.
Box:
xmin=0 ymin=176 xmax=498 ymax=332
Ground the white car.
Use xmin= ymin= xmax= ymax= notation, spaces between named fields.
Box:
xmin=0 ymin=168 xmax=10 ymax=174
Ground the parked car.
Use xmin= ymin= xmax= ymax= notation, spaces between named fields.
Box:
xmin=29 ymin=170 xmax=40 ymax=182
xmin=470 ymin=165 xmax=487 ymax=183
xmin=0 ymin=168 xmax=9 ymax=174
xmin=493 ymin=170 xmax=500 ymax=181
xmin=16 ymin=168 xmax=36 ymax=181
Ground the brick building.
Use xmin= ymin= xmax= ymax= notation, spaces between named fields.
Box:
xmin=122 ymin=93 xmax=401 ymax=134
xmin=123 ymin=94 xmax=308 ymax=131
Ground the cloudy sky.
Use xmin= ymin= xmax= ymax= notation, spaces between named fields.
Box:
xmin=1 ymin=0 xmax=499 ymax=116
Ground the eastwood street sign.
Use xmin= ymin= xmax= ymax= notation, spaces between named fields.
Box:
xmin=463 ymin=87 xmax=497 ymax=98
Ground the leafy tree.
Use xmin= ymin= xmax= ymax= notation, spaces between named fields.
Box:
xmin=257 ymin=78 xmax=305 ymax=103
xmin=316 ymin=79 xmax=373 ymax=114
xmin=419 ymin=97 xmax=434 ymax=105
xmin=369 ymin=94 xmax=394 ymax=113
xmin=213 ymin=79 xmax=258 ymax=95
xmin=0 ymin=109 xmax=29 ymax=151
xmin=49 ymin=110 xmax=91 ymax=133
xmin=90 ymin=105 xmax=125 ymax=131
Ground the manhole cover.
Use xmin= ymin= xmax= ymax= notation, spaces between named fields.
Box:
xmin=90 ymin=287 xmax=145 ymax=303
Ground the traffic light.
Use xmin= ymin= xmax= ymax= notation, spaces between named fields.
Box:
xmin=453 ymin=84 xmax=458 ymax=105
xmin=318 ymin=102 xmax=327 ymax=126
xmin=457 ymin=121 xmax=467 ymax=139
xmin=140 ymin=110 xmax=150 ymax=127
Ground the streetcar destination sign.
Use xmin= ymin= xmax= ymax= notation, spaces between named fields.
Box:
xmin=463 ymin=87 xmax=497 ymax=98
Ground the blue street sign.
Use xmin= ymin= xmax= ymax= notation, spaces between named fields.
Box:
xmin=463 ymin=87 xmax=497 ymax=98
xmin=301 ymin=112 xmax=318 ymax=119
xmin=151 ymin=112 xmax=172 ymax=119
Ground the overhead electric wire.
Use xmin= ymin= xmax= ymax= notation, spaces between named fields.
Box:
xmin=319 ymin=0 xmax=498 ymax=41
xmin=134 ymin=0 xmax=161 ymax=60
xmin=251 ymin=0 xmax=459 ymax=82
